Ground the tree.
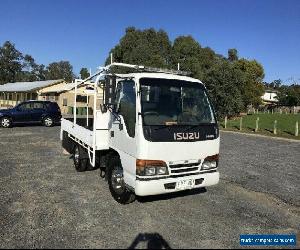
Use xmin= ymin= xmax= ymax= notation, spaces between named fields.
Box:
xmin=272 ymin=79 xmax=282 ymax=89
xmin=233 ymin=59 xmax=265 ymax=107
xmin=104 ymin=27 xmax=266 ymax=117
xmin=80 ymin=68 xmax=90 ymax=79
xmin=276 ymin=84 xmax=300 ymax=106
xmin=203 ymin=59 xmax=244 ymax=118
xmin=16 ymin=54 xmax=45 ymax=82
xmin=45 ymin=61 xmax=74 ymax=82
xmin=228 ymin=48 xmax=238 ymax=62
xmin=170 ymin=36 xmax=202 ymax=75
xmin=0 ymin=41 xmax=23 ymax=84
xmin=105 ymin=27 xmax=172 ymax=69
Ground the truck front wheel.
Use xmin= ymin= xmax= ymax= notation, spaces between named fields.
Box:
xmin=107 ymin=155 xmax=135 ymax=204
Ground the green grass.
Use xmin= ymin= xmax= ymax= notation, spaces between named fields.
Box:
xmin=219 ymin=113 xmax=300 ymax=140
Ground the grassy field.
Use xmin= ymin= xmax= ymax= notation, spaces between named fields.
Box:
xmin=219 ymin=113 xmax=300 ymax=140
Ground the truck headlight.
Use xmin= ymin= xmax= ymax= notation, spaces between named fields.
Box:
xmin=156 ymin=166 xmax=168 ymax=175
xmin=145 ymin=167 xmax=156 ymax=176
xmin=136 ymin=159 xmax=169 ymax=176
xmin=201 ymin=154 xmax=219 ymax=170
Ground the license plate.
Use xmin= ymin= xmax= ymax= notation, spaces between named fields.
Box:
xmin=176 ymin=179 xmax=195 ymax=190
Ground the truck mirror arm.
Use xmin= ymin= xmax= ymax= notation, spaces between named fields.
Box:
xmin=107 ymin=106 xmax=122 ymax=124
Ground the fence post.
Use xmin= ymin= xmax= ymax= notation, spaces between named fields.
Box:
xmin=255 ymin=117 xmax=259 ymax=132
xmin=273 ymin=120 xmax=277 ymax=135
xmin=239 ymin=117 xmax=243 ymax=131
xmin=224 ymin=116 xmax=227 ymax=129
xmin=295 ymin=121 xmax=299 ymax=137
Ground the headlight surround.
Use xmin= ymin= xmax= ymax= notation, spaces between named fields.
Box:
xmin=201 ymin=154 xmax=219 ymax=170
xmin=136 ymin=159 xmax=169 ymax=176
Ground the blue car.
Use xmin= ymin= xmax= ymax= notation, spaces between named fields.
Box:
xmin=0 ymin=100 xmax=62 ymax=128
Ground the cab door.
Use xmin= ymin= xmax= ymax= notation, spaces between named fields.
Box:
xmin=109 ymin=80 xmax=137 ymax=188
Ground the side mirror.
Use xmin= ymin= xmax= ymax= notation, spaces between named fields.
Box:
xmin=111 ymin=103 xmax=120 ymax=114
xmin=100 ymin=104 xmax=107 ymax=113
xmin=112 ymin=104 xmax=117 ymax=113
xmin=119 ymin=123 xmax=123 ymax=131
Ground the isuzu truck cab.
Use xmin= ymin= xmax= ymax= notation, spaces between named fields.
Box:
xmin=61 ymin=63 xmax=220 ymax=204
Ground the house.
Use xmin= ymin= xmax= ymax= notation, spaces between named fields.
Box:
xmin=261 ymin=89 xmax=278 ymax=104
xmin=40 ymin=79 xmax=104 ymax=114
xmin=0 ymin=79 xmax=103 ymax=114
xmin=0 ymin=79 xmax=65 ymax=108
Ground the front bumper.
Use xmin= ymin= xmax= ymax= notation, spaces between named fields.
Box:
xmin=135 ymin=171 xmax=219 ymax=196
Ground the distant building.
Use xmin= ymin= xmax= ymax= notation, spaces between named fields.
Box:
xmin=44 ymin=79 xmax=103 ymax=114
xmin=0 ymin=79 xmax=65 ymax=108
xmin=0 ymin=79 xmax=103 ymax=114
xmin=261 ymin=89 xmax=278 ymax=104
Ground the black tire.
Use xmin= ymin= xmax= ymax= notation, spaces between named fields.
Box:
xmin=43 ymin=116 xmax=54 ymax=127
xmin=73 ymin=144 xmax=89 ymax=172
xmin=107 ymin=155 xmax=135 ymax=204
xmin=0 ymin=117 xmax=12 ymax=128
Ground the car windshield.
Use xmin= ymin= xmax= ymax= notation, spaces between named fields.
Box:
xmin=140 ymin=78 xmax=216 ymax=126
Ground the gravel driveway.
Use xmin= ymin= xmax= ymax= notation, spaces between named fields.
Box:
xmin=0 ymin=126 xmax=299 ymax=248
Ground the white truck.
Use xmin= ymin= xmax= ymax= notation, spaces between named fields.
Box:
xmin=61 ymin=62 xmax=220 ymax=204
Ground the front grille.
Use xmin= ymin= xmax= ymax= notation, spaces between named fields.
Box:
xmin=169 ymin=162 xmax=200 ymax=175
xmin=169 ymin=163 xmax=199 ymax=169
xmin=171 ymin=167 xmax=199 ymax=174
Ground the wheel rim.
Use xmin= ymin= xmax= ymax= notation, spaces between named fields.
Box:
xmin=1 ymin=118 xmax=10 ymax=127
xmin=45 ymin=118 xmax=53 ymax=126
xmin=111 ymin=166 xmax=125 ymax=195
xmin=74 ymin=147 xmax=80 ymax=165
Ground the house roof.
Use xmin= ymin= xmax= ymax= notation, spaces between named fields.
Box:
xmin=39 ymin=83 xmax=75 ymax=93
xmin=0 ymin=79 xmax=64 ymax=92
xmin=264 ymin=89 xmax=279 ymax=93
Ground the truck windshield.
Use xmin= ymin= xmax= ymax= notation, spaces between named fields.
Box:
xmin=140 ymin=78 xmax=216 ymax=126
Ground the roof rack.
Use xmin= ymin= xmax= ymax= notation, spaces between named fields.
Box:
xmin=75 ymin=62 xmax=192 ymax=90
xmin=101 ymin=62 xmax=192 ymax=76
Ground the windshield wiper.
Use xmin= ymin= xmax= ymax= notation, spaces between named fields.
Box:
xmin=180 ymin=123 xmax=214 ymax=131
xmin=153 ymin=123 xmax=198 ymax=131
xmin=153 ymin=124 xmax=175 ymax=131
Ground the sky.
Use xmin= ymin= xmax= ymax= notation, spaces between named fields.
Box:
xmin=0 ymin=0 xmax=299 ymax=83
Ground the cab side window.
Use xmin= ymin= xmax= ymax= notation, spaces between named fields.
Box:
xmin=117 ymin=80 xmax=136 ymax=138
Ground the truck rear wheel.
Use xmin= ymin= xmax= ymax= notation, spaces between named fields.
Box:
xmin=73 ymin=144 xmax=89 ymax=172
xmin=107 ymin=155 xmax=135 ymax=204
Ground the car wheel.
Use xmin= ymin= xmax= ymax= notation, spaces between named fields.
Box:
xmin=73 ymin=144 xmax=89 ymax=172
xmin=0 ymin=117 xmax=12 ymax=128
xmin=43 ymin=117 xmax=53 ymax=127
xmin=107 ymin=155 xmax=135 ymax=204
